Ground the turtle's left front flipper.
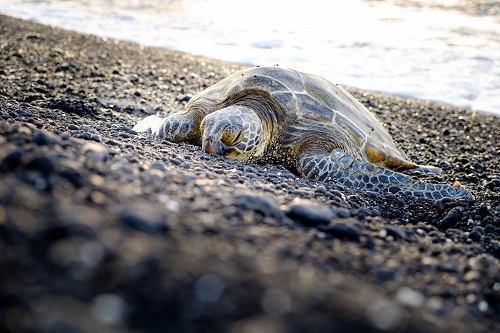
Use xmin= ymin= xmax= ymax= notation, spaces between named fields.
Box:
xmin=297 ymin=148 xmax=472 ymax=200
xmin=133 ymin=109 xmax=206 ymax=143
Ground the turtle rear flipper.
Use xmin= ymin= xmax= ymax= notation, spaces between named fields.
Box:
xmin=297 ymin=148 xmax=472 ymax=200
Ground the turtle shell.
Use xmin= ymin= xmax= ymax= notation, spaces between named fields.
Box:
xmin=188 ymin=66 xmax=415 ymax=170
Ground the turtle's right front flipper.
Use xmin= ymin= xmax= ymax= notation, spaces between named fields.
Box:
xmin=133 ymin=109 xmax=205 ymax=143
xmin=297 ymin=148 xmax=472 ymax=200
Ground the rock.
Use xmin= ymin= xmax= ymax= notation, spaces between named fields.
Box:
xmin=15 ymin=109 xmax=31 ymax=117
xmin=384 ymin=226 xmax=406 ymax=240
xmin=119 ymin=211 xmax=168 ymax=235
xmin=438 ymin=207 xmax=464 ymax=229
xmin=0 ymin=150 xmax=23 ymax=172
xmin=150 ymin=162 xmax=166 ymax=171
xmin=473 ymin=226 xmax=485 ymax=235
xmin=468 ymin=230 xmax=482 ymax=241
xmin=236 ymin=193 xmax=283 ymax=220
xmin=287 ymin=201 xmax=333 ymax=226
xmin=332 ymin=207 xmax=351 ymax=218
xmin=322 ymin=220 xmax=362 ymax=241
xmin=25 ymin=156 xmax=56 ymax=176
xmin=81 ymin=142 xmax=108 ymax=161
xmin=486 ymin=179 xmax=500 ymax=189
xmin=33 ymin=131 xmax=61 ymax=145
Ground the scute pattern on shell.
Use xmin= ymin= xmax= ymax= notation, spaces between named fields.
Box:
xmin=189 ymin=66 xmax=408 ymax=164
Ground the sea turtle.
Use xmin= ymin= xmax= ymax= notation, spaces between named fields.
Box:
xmin=133 ymin=66 xmax=471 ymax=199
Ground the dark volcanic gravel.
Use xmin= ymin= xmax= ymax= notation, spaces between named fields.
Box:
xmin=1 ymin=14 xmax=499 ymax=333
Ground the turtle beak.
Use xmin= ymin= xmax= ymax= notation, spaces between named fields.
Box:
xmin=202 ymin=137 xmax=232 ymax=156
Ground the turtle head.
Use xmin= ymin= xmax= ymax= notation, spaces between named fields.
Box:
xmin=200 ymin=105 xmax=266 ymax=160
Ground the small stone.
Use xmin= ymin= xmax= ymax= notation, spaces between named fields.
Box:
xmin=322 ymin=220 xmax=361 ymax=241
xmin=236 ymin=193 xmax=283 ymax=220
xmin=59 ymin=168 xmax=82 ymax=188
xmin=439 ymin=207 xmax=464 ymax=229
xmin=473 ymin=226 xmax=485 ymax=235
xmin=486 ymin=179 xmax=500 ymax=189
xmin=119 ymin=212 xmax=168 ymax=234
xmin=60 ymin=133 xmax=70 ymax=140
xmin=439 ymin=161 xmax=451 ymax=169
xmin=15 ymin=109 xmax=31 ymax=117
xmin=472 ymin=162 xmax=483 ymax=172
xmin=478 ymin=204 xmax=490 ymax=216
xmin=179 ymin=94 xmax=193 ymax=102
xmin=287 ymin=201 xmax=333 ymax=226
xmin=169 ymin=158 xmax=182 ymax=166
xmin=0 ymin=150 xmax=23 ymax=172
xmin=26 ymin=33 xmax=40 ymax=40
xmin=68 ymin=124 xmax=79 ymax=130
xmin=396 ymin=287 xmax=424 ymax=308
xmin=384 ymin=226 xmax=406 ymax=240
xmin=356 ymin=208 xmax=378 ymax=219
xmin=33 ymin=131 xmax=61 ymax=146
xmin=150 ymin=162 xmax=166 ymax=171
xmin=25 ymin=156 xmax=55 ymax=176
xmin=119 ymin=126 xmax=137 ymax=134
xmin=82 ymin=142 xmax=108 ymax=161
xmin=463 ymin=270 xmax=480 ymax=282
xmin=92 ymin=294 xmax=125 ymax=324
xmin=468 ymin=230 xmax=482 ymax=241
xmin=331 ymin=207 xmax=351 ymax=218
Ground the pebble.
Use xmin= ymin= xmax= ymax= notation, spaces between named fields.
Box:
xmin=322 ymin=220 xmax=362 ymax=241
xmin=25 ymin=156 xmax=56 ymax=176
xmin=119 ymin=211 xmax=168 ymax=235
xmin=0 ymin=150 xmax=23 ymax=172
xmin=287 ymin=201 xmax=333 ymax=226
xmin=486 ymin=179 xmax=500 ymax=189
xmin=236 ymin=193 xmax=283 ymax=220
xmin=384 ymin=226 xmax=406 ymax=240
xmin=33 ymin=131 xmax=61 ymax=146
xmin=439 ymin=207 xmax=464 ymax=228
xmin=473 ymin=226 xmax=485 ymax=235
xmin=332 ymin=207 xmax=351 ymax=218
xmin=81 ymin=142 xmax=108 ymax=161
xmin=468 ymin=230 xmax=482 ymax=241
xmin=396 ymin=287 xmax=425 ymax=308
xmin=59 ymin=167 xmax=82 ymax=188
xmin=15 ymin=109 xmax=31 ymax=117
xmin=150 ymin=162 xmax=166 ymax=171
xmin=178 ymin=94 xmax=193 ymax=102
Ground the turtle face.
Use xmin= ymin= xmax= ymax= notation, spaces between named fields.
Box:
xmin=200 ymin=105 xmax=265 ymax=160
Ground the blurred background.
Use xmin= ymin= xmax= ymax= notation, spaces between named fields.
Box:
xmin=0 ymin=0 xmax=498 ymax=115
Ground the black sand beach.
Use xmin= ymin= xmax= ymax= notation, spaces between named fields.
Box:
xmin=0 ymin=15 xmax=499 ymax=333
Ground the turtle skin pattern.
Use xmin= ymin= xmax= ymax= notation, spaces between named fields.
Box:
xmin=298 ymin=149 xmax=471 ymax=199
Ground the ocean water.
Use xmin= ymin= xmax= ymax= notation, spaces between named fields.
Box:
xmin=1 ymin=0 xmax=499 ymax=115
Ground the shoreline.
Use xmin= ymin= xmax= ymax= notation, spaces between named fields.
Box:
xmin=0 ymin=14 xmax=499 ymax=333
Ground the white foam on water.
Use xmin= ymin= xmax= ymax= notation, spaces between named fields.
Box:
xmin=1 ymin=0 xmax=499 ymax=115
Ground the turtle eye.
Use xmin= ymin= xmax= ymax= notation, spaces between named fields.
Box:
xmin=221 ymin=125 xmax=244 ymax=145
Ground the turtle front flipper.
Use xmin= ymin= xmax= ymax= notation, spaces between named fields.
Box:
xmin=297 ymin=148 xmax=472 ymax=200
xmin=133 ymin=109 xmax=206 ymax=143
